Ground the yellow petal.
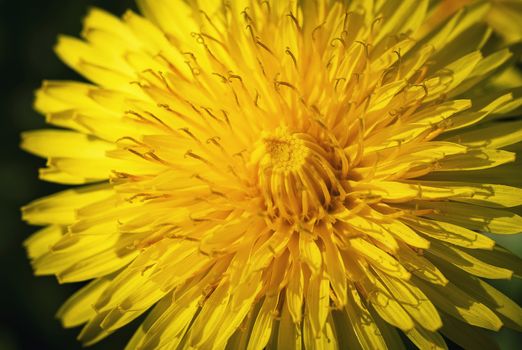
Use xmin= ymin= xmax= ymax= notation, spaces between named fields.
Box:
xmin=306 ymin=272 xmax=330 ymax=337
xmin=54 ymin=36 xmax=136 ymax=92
xmin=343 ymin=215 xmax=399 ymax=252
xmin=366 ymin=142 xmax=467 ymax=180
xmin=94 ymin=241 xmax=193 ymax=312
xmin=381 ymin=219 xmax=430 ymax=249
xmin=360 ymin=274 xmax=415 ymax=331
xmin=377 ymin=271 xmax=442 ymax=331
xmin=465 ymin=245 xmax=522 ymax=278
xmin=22 ymin=184 xmax=113 ymax=225
xmin=277 ymin=299 xmax=302 ymax=350
xmin=409 ymin=181 xmax=522 ymax=208
xmin=41 ymin=154 xmax=163 ymax=185
xmin=417 ymin=201 xmax=522 ymax=234
xmin=286 ymin=261 xmax=304 ymax=323
xmin=77 ymin=311 xmax=111 ymax=345
xmin=427 ymin=241 xmax=513 ymax=280
xmin=304 ymin=313 xmax=338 ymax=350
xmin=374 ymin=0 xmax=428 ymax=44
xmin=226 ymin=309 xmax=257 ymax=350
xmin=366 ymin=80 xmax=407 ymax=114
xmin=343 ymin=283 xmax=388 ymax=350
xmin=406 ymin=99 xmax=471 ymax=125
xmin=414 ymin=277 xmax=503 ymax=331
xmin=83 ymin=7 xmax=135 ymax=41
xmin=420 ymin=153 xmax=522 ymax=188
xmin=57 ymin=248 xmax=137 ymax=283
xmin=349 ymin=238 xmax=410 ymax=280
xmin=436 ymin=258 xmax=522 ymax=331
xmin=21 ymin=129 xmax=113 ymax=159
xmin=32 ymin=231 xmax=138 ymax=282
xmin=247 ymin=295 xmax=279 ymax=350
xmin=34 ymin=80 xmax=99 ymax=114
xmin=449 ymin=49 xmax=512 ymax=97
xmin=136 ymin=259 xmax=230 ymax=349
xmin=57 ymin=277 xmax=111 ymax=328
xmin=322 ymin=234 xmax=348 ymax=306
xmin=435 ymin=149 xmax=515 ymax=171
xmin=299 ymin=232 xmax=322 ymax=274
xmin=405 ymin=326 xmax=448 ymax=350
xmin=368 ymin=305 xmax=408 ymax=350
xmin=447 ymin=119 xmax=522 ymax=150
xmin=446 ymin=92 xmax=513 ymax=131
xmin=396 ymin=243 xmax=449 ymax=286
xmin=350 ymin=180 xmax=472 ymax=202
xmin=122 ymin=10 xmax=190 ymax=79
xmin=402 ymin=216 xmax=495 ymax=249
xmin=24 ymin=225 xmax=64 ymax=259
xmin=136 ymin=0 xmax=198 ymax=41
xmin=137 ymin=298 xmax=198 ymax=350
xmin=425 ymin=51 xmax=482 ymax=100
xmin=188 ymin=280 xmax=231 ymax=347
xmin=210 ymin=273 xmax=264 ymax=349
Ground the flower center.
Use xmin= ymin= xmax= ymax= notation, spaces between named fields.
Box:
xmin=264 ymin=133 xmax=307 ymax=172
xmin=251 ymin=127 xmax=346 ymax=222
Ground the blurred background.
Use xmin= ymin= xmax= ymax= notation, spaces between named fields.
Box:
xmin=0 ymin=0 xmax=521 ymax=349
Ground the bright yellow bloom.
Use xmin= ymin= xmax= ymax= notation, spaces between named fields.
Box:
xmin=22 ymin=0 xmax=522 ymax=349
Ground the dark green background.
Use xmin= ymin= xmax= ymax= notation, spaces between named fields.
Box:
xmin=0 ymin=1 xmax=521 ymax=349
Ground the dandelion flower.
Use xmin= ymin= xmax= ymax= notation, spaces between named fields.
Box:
xmin=22 ymin=0 xmax=522 ymax=349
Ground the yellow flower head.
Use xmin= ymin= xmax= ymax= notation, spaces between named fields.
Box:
xmin=22 ymin=0 xmax=522 ymax=349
